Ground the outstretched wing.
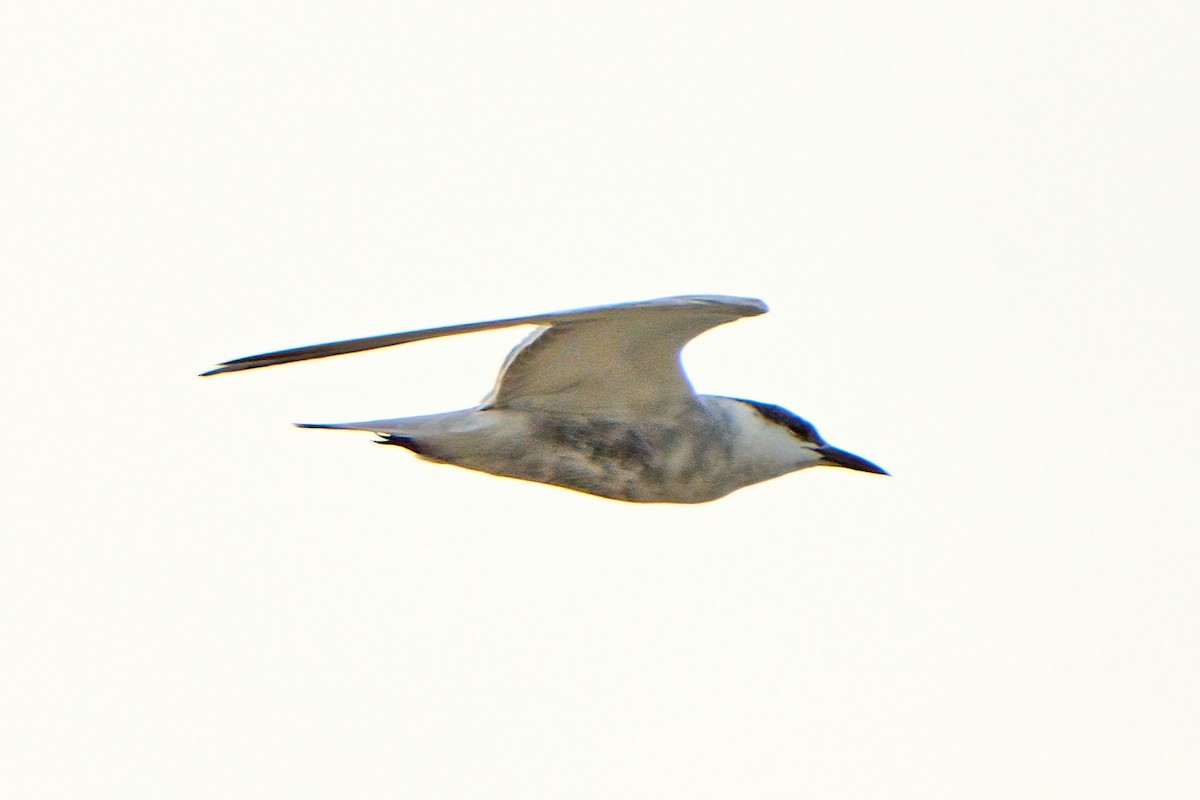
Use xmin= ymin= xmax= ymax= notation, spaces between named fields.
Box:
xmin=483 ymin=296 xmax=766 ymax=415
xmin=203 ymin=295 xmax=767 ymax=416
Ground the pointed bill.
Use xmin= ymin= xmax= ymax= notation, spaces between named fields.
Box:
xmin=817 ymin=446 xmax=889 ymax=475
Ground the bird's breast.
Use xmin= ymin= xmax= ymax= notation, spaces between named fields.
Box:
xmin=444 ymin=407 xmax=741 ymax=503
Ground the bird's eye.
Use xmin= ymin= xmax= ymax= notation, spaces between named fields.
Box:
xmin=789 ymin=418 xmax=822 ymax=444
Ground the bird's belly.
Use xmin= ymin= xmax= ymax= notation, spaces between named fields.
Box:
xmin=444 ymin=412 xmax=740 ymax=504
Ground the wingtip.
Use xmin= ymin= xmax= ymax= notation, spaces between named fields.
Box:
xmin=200 ymin=361 xmax=249 ymax=376
xmin=688 ymin=295 xmax=768 ymax=316
xmin=199 ymin=360 xmax=268 ymax=377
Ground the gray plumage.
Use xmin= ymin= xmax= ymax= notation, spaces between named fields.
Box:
xmin=204 ymin=295 xmax=886 ymax=503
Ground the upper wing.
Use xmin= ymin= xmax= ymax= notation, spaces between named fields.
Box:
xmin=482 ymin=295 xmax=766 ymax=415
xmin=203 ymin=294 xmax=767 ymax=416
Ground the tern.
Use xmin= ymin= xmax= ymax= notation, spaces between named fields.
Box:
xmin=203 ymin=295 xmax=886 ymax=503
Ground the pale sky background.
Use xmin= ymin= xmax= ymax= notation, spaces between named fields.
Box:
xmin=4 ymin=2 xmax=1198 ymax=797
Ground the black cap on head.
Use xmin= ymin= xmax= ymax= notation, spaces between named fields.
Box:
xmin=733 ymin=398 xmax=825 ymax=445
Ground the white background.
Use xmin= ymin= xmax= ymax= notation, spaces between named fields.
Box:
xmin=4 ymin=1 xmax=1198 ymax=797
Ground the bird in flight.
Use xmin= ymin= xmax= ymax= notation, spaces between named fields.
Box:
xmin=203 ymin=295 xmax=886 ymax=503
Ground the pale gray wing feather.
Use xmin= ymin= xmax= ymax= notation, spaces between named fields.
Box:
xmin=203 ymin=294 xmax=766 ymax=415
xmin=483 ymin=296 xmax=767 ymax=415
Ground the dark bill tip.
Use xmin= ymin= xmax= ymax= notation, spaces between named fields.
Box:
xmin=818 ymin=446 xmax=889 ymax=476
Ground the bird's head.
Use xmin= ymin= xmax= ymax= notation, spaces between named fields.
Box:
xmin=731 ymin=398 xmax=889 ymax=476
